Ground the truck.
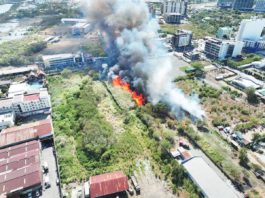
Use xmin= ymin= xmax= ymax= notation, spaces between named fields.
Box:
xmin=84 ymin=181 xmax=90 ymax=198
xmin=42 ymin=161 xmax=48 ymax=173
xmin=131 ymin=176 xmax=140 ymax=193
xmin=44 ymin=176 xmax=50 ymax=189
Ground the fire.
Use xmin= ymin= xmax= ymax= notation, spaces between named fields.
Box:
xmin=112 ymin=76 xmax=145 ymax=107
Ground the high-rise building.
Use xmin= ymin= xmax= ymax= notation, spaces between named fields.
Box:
xmin=236 ymin=18 xmax=265 ymax=42
xmin=255 ymin=0 xmax=265 ymax=13
xmin=171 ymin=29 xmax=192 ymax=50
xmin=217 ymin=0 xmax=233 ymax=8
xmin=163 ymin=0 xmax=188 ymax=17
xmin=232 ymin=0 xmax=254 ymax=11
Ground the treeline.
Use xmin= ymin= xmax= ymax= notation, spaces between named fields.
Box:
xmin=0 ymin=37 xmax=46 ymax=66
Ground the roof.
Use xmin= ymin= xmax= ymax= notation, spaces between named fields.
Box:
xmin=0 ymin=65 xmax=38 ymax=77
xmin=182 ymin=157 xmax=239 ymax=198
xmin=42 ymin=53 xmax=74 ymax=61
xmin=23 ymin=93 xmax=40 ymax=102
xmin=90 ymin=171 xmax=129 ymax=198
xmin=0 ymin=119 xmax=53 ymax=148
xmin=0 ymin=140 xmax=41 ymax=196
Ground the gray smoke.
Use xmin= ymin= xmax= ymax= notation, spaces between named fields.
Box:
xmin=83 ymin=0 xmax=205 ymax=119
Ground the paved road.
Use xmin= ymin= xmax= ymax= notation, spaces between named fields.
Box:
xmin=41 ymin=146 xmax=61 ymax=198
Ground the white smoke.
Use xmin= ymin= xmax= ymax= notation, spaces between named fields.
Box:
xmin=82 ymin=0 xmax=205 ymax=119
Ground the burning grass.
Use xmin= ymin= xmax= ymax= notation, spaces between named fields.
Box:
xmin=112 ymin=76 xmax=145 ymax=107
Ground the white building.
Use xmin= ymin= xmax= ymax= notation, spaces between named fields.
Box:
xmin=0 ymin=89 xmax=51 ymax=118
xmin=61 ymin=18 xmax=87 ymax=26
xmin=236 ymin=18 xmax=265 ymax=42
xmin=204 ymin=37 xmax=243 ymax=60
xmin=0 ymin=111 xmax=15 ymax=130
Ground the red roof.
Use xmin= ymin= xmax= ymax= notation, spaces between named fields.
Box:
xmin=0 ymin=140 xmax=41 ymax=196
xmin=0 ymin=119 xmax=53 ymax=148
xmin=23 ymin=93 xmax=40 ymax=102
xmin=90 ymin=171 xmax=129 ymax=198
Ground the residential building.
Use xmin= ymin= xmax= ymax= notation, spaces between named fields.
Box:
xmin=163 ymin=0 xmax=188 ymax=16
xmin=0 ymin=111 xmax=15 ymax=130
xmin=89 ymin=171 xmax=129 ymax=198
xmin=164 ymin=13 xmax=181 ymax=24
xmin=0 ymin=118 xmax=53 ymax=148
xmin=8 ymin=82 xmax=43 ymax=98
xmin=216 ymin=27 xmax=233 ymax=39
xmin=232 ymin=0 xmax=254 ymax=11
xmin=236 ymin=18 xmax=265 ymax=42
xmin=0 ymin=89 xmax=51 ymax=118
xmin=217 ymin=0 xmax=233 ymax=8
xmin=0 ymin=140 xmax=42 ymax=197
xmin=42 ymin=53 xmax=85 ymax=68
xmin=204 ymin=37 xmax=243 ymax=60
xmin=182 ymin=157 xmax=239 ymax=198
xmin=255 ymin=0 xmax=265 ymax=12
xmin=171 ymin=29 xmax=192 ymax=50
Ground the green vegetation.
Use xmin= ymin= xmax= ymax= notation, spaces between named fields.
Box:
xmin=160 ymin=23 xmax=211 ymax=39
xmin=239 ymin=148 xmax=249 ymax=167
xmin=190 ymin=10 xmax=264 ymax=38
xmin=227 ymin=54 xmax=262 ymax=68
xmin=246 ymin=87 xmax=259 ymax=104
xmin=0 ymin=36 xmax=46 ymax=66
xmin=81 ymin=41 xmax=106 ymax=57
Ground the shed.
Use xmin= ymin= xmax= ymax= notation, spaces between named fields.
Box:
xmin=90 ymin=171 xmax=129 ymax=198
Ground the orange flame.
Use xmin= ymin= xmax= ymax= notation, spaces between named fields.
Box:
xmin=112 ymin=76 xmax=145 ymax=107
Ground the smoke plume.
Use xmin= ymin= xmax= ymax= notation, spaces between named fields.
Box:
xmin=83 ymin=0 xmax=205 ymax=119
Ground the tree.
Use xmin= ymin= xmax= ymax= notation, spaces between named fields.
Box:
xmin=61 ymin=69 xmax=72 ymax=78
xmin=252 ymin=133 xmax=262 ymax=143
xmin=239 ymin=148 xmax=249 ymax=167
xmin=245 ymin=88 xmax=259 ymax=104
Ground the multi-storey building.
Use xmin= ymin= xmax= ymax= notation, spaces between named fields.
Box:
xmin=255 ymin=0 xmax=265 ymax=12
xmin=232 ymin=0 xmax=254 ymax=11
xmin=171 ymin=29 xmax=192 ymax=50
xmin=204 ymin=37 xmax=243 ymax=60
xmin=163 ymin=0 xmax=188 ymax=17
xmin=0 ymin=111 xmax=15 ymax=130
xmin=0 ymin=89 xmax=51 ymax=118
xmin=42 ymin=53 xmax=85 ymax=68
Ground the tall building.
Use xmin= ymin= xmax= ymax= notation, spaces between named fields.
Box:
xmin=255 ymin=0 xmax=265 ymax=13
xmin=236 ymin=18 xmax=265 ymax=42
xmin=232 ymin=0 xmax=254 ymax=11
xmin=217 ymin=0 xmax=233 ymax=8
xmin=171 ymin=29 xmax=192 ymax=50
xmin=204 ymin=37 xmax=243 ymax=60
xmin=163 ymin=0 xmax=188 ymax=17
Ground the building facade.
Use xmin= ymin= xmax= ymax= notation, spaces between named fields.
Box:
xmin=42 ymin=53 xmax=85 ymax=68
xmin=0 ymin=111 xmax=15 ymax=130
xmin=204 ymin=38 xmax=243 ymax=60
xmin=255 ymin=0 xmax=265 ymax=12
xmin=171 ymin=29 xmax=192 ymax=50
xmin=163 ymin=0 xmax=187 ymax=17
xmin=164 ymin=13 xmax=181 ymax=24
xmin=232 ymin=0 xmax=254 ymax=11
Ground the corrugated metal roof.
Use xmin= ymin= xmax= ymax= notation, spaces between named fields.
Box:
xmin=0 ymin=140 xmax=41 ymax=196
xmin=0 ymin=119 xmax=53 ymax=148
xmin=90 ymin=171 xmax=129 ymax=198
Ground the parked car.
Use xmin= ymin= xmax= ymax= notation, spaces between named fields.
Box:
xmin=179 ymin=140 xmax=190 ymax=150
